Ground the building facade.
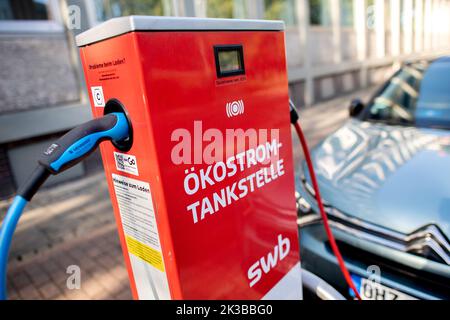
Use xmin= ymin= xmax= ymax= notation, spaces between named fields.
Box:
xmin=0 ymin=0 xmax=449 ymax=199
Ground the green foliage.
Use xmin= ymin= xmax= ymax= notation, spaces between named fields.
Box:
xmin=97 ymin=0 xmax=168 ymax=20
xmin=309 ymin=0 xmax=330 ymax=26
xmin=114 ymin=0 xmax=165 ymax=16
xmin=207 ymin=0 xmax=233 ymax=18
xmin=341 ymin=0 xmax=353 ymax=27
xmin=309 ymin=0 xmax=322 ymax=25
xmin=264 ymin=0 xmax=297 ymax=26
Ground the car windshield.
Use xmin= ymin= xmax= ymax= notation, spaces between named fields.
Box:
xmin=365 ymin=58 xmax=450 ymax=129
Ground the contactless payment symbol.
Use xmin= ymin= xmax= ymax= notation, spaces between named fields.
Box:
xmin=91 ymin=86 xmax=105 ymax=107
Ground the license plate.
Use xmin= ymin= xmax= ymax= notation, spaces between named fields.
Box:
xmin=351 ymin=275 xmax=417 ymax=300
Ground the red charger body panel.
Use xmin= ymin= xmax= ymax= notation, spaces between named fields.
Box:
xmin=77 ymin=16 xmax=301 ymax=300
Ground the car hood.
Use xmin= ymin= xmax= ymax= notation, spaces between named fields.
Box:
xmin=307 ymin=119 xmax=450 ymax=239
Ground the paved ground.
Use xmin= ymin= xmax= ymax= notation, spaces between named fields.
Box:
xmin=0 ymin=86 xmax=377 ymax=300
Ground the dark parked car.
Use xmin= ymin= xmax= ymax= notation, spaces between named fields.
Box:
xmin=298 ymin=57 xmax=450 ymax=300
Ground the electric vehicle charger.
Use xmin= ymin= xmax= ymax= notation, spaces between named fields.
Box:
xmin=1 ymin=16 xmax=358 ymax=301
xmin=290 ymin=100 xmax=361 ymax=300
xmin=76 ymin=16 xmax=304 ymax=300
xmin=0 ymin=111 xmax=131 ymax=300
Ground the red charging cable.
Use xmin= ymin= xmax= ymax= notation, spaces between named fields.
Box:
xmin=291 ymin=102 xmax=361 ymax=300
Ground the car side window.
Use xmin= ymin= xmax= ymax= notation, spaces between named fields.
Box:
xmin=367 ymin=66 xmax=424 ymax=124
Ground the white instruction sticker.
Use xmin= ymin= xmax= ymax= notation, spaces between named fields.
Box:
xmin=111 ymin=174 xmax=171 ymax=300
xmin=114 ymin=152 xmax=139 ymax=176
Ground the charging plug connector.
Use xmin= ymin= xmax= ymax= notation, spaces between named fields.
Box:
xmin=0 ymin=110 xmax=132 ymax=299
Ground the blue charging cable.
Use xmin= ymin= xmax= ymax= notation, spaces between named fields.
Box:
xmin=0 ymin=112 xmax=131 ymax=300
xmin=0 ymin=196 xmax=27 ymax=300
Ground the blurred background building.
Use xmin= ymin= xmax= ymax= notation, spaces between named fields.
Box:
xmin=1 ymin=0 xmax=450 ymax=199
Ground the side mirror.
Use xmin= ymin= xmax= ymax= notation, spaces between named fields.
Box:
xmin=349 ymin=99 xmax=364 ymax=117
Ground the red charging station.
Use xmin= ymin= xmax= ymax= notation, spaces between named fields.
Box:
xmin=76 ymin=16 xmax=301 ymax=300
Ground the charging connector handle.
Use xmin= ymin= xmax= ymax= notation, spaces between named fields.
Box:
xmin=17 ymin=112 xmax=129 ymax=202
xmin=0 ymin=112 xmax=131 ymax=300
xmin=40 ymin=112 xmax=129 ymax=175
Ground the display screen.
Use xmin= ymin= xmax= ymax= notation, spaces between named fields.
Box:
xmin=214 ymin=45 xmax=245 ymax=78
xmin=218 ymin=50 xmax=242 ymax=72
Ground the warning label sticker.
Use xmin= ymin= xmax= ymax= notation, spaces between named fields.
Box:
xmin=125 ymin=235 xmax=164 ymax=272
xmin=111 ymin=174 xmax=171 ymax=299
